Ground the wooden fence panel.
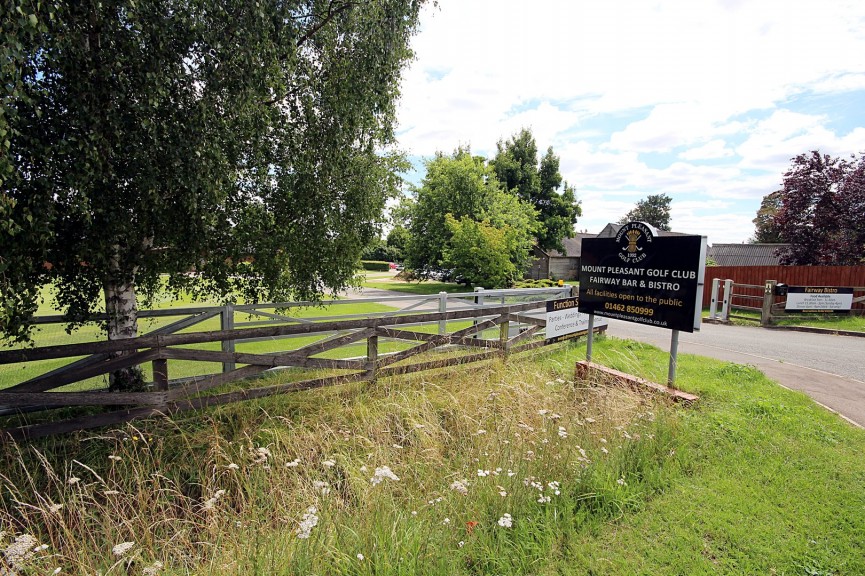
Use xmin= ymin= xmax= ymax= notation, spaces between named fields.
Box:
xmin=703 ymin=266 xmax=865 ymax=310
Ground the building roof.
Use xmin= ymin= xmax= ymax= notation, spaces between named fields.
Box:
xmin=539 ymin=232 xmax=596 ymax=258
xmin=596 ymin=222 xmax=689 ymax=238
xmin=707 ymin=243 xmax=789 ymax=266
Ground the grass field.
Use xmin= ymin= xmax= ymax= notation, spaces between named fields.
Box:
xmin=2 ymin=336 xmax=864 ymax=575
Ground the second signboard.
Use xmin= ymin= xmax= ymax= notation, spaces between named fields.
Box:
xmin=578 ymin=222 xmax=707 ymax=333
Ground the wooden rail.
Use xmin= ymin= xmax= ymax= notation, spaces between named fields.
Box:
xmin=0 ymin=289 xmax=604 ymax=440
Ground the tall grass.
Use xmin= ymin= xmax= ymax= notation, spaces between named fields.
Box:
xmin=3 ymin=337 xmax=865 ymax=574
xmin=1 ymin=339 xmax=681 ymax=575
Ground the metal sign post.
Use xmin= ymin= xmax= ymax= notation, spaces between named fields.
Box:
xmin=586 ymin=313 xmax=595 ymax=362
xmin=668 ymin=329 xmax=679 ymax=385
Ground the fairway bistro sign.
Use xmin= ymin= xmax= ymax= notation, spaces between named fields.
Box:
xmin=784 ymin=286 xmax=854 ymax=313
xmin=578 ymin=222 xmax=707 ymax=333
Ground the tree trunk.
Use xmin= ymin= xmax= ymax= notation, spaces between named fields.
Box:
xmin=104 ymin=248 xmax=145 ymax=392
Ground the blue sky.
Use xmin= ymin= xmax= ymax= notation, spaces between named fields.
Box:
xmin=394 ymin=0 xmax=865 ymax=244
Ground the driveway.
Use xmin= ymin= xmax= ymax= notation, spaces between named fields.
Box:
xmin=604 ymin=319 xmax=865 ymax=427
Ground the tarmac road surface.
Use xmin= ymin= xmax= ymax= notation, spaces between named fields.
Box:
xmin=603 ymin=319 xmax=865 ymax=427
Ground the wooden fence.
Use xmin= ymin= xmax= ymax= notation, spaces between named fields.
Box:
xmin=0 ymin=287 xmax=601 ymax=440
xmin=703 ymin=266 xmax=865 ymax=311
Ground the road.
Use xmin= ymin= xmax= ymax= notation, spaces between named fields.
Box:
xmin=604 ymin=319 xmax=865 ymax=427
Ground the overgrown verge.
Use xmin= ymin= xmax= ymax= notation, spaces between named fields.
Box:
xmin=2 ymin=338 xmax=865 ymax=575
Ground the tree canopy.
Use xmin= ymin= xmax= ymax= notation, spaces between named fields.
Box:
xmin=1 ymin=0 xmax=425 ymax=353
xmin=405 ymin=148 xmax=538 ymax=287
xmin=492 ymin=129 xmax=581 ymax=253
xmin=771 ymin=151 xmax=865 ymax=265
xmin=618 ymin=194 xmax=672 ymax=231
xmin=751 ymin=190 xmax=784 ymax=243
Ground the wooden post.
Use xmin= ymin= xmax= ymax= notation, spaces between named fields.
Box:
xmin=366 ymin=335 xmax=378 ymax=382
xmin=438 ymin=292 xmax=447 ymax=335
xmin=720 ymin=279 xmax=733 ymax=322
xmin=761 ymin=280 xmax=777 ymax=327
xmin=152 ymin=358 xmax=169 ymax=392
xmin=473 ymin=287 xmax=485 ymax=339
xmin=499 ymin=319 xmax=509 ymax=359
xmin=221 ymin=303 xmax=235 ymax=373
xmin=709 ymin=278 xmax=720 ymax=319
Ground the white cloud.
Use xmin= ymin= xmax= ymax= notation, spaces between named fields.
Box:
xmin=679 ymin=140 xmax=735 ymax=160
xmin=396 ymin=0 xmax=865 ymax=243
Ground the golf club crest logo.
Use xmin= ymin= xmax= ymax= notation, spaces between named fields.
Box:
xmin=615 ymin=221 xmax=654 ymax=264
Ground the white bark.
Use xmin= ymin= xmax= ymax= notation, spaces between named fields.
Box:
xmin=103 ymin=241 xmax=149 ymax=391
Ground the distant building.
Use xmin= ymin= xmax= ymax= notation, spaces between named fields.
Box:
xmin=527 ymin=233 xmax=595 ymax=281
xmin=707 ymin=243 xmax=789 ymax=266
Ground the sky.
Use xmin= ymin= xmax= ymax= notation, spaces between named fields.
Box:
xmin=394 ymin=0 xmax=865 ymax=244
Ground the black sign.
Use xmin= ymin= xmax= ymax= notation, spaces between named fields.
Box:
xmin=578 ymin=222 xmax=706 ymax=332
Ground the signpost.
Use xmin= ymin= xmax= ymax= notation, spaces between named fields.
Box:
xmin=785 ymin=286 xmax=853 ymax=313
xmin=578 ymin=222 xmax=707 ymax=385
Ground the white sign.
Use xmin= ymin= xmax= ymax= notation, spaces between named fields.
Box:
xmin=546 ymin=297 xmax=608 ymax=342
xmin=785 ymin=286 xmax=854 ymax=312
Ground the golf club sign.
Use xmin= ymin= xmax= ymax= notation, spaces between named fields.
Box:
xmin=578 ymin=222 xmax=707 ymax=333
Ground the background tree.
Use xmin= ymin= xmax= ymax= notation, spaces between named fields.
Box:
xmin=751 ymin=190 xmax=784 ymax=243
xmin=772 ymin=151 xmax=865 ymax=265
xmin=492 ymin=128 xmax=581 ymax=253
xmin=385 ymin=225 xmax=410 ymax=262
xmin=405 ymin=148 xmax=538 ymax=286
xmin=1 ymin=0 xmax=425 ymax=389
xmin=618 ymin=193 xmax=672 ymax=230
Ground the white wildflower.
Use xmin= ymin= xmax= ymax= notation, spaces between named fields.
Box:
xmin=497 ymin=513 xmax=513 ymax=528
xmin=411 ymin=510 xmax=418 ymax=516
xmin=108 ymin=455 xmax=122 ymax=462
xmin=507 ymin=469 xmax=516 ymax=477
xmin=601 ymin=447 xmax=609 ymax=454
xmin=585 ymin=417 xmax=596 ymax=423
xmin=227 ymin=463 xmax=240 ymax=470
xmin=617 ymin=477 xmax=626 ymax=486
xmin=285 ymin=459 xmax=300 ymax=468
xmin=203 ymin=489 xmax=226 ymax=511
xmin=550 ymin=413 xmax=562 ymax=420
xmin=296 ymin=507 xmax=319 ymax=539
xmin=370 ymin=466 xmax=400 ymax=486
xmin=359 ymin=465 xmax=368 ymax=473
xmin=392 ymin=444 xmax=403 ymax=449
xmin=442 ymin=517 xmax=450 ymax=525
xmin=537 ymin=495 xmax=551 ymax=504
xmin=538 ymin=409 xmax=549 ymax=416
xmin=322 ymin=459 xmax=336 ymax=468
xmin=112 ymin=541 xmax=135 ymax=557
xmin=313 ymin=480 xmax=331 ymax=495
xmin=477 ymin=469 xmax=490 ymax=477
xmin=143 ymin=560 xmax=164 ymax=576
xmin=48 ymin=503 xmax=63 ymax=514
xmin=33 ymin=544 xmax=48 ymax=553
xmin=548 ymin=481 xmax=561 ymax=495
xmin=557 ymin=426 xmax=568 ymax=439
xmin=458 ymin=541 xmax=465 ymax=548
xmin=449 ymin=480 xmax=469 ymax=495
xmin=67 ymin=477 xmax=80 ymax=485
xmin=357 ymin=553 xmax=364 ymax=561
xmin=497 ymin=486 xmax=507 ymax=497
xmin=475 ymin=429 xmax=486 ymax=435
xmin=4 ymin=534 xmax=38 ymax=567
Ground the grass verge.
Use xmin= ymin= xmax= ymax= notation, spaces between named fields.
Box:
xmin=1 ymin=337 xmax=864 ymax=575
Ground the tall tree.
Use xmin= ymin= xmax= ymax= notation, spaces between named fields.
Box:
xmin=405 ymin=148 xmax=538 ymax=286
xmin=618 ymin=194 xmax=672 ymax=231
xmin=773 ymin=151 xmax=865 ymax=265
xmin=1 ymin=0 xmax=426 ymax=389
xmin=751 ymin=190 xmax=784 ymax=243
xmin=492 ymin=128 xmax=581 ymax=253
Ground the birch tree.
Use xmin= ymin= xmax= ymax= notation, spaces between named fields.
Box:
xmin=1 ymin=0 xmax=425 ymax=389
